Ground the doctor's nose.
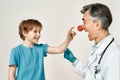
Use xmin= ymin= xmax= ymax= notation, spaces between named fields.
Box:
xmin=81 ymin=24 xmax=85 ymax=29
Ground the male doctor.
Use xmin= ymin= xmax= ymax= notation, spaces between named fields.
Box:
xmin=64 ymin=3 xmax=120 ymax=80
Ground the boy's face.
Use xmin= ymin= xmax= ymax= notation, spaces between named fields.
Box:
xmin=24 ymin=26 xmax=41 ymax=45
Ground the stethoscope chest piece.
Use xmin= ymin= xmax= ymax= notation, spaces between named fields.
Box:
xmin=95 ymin=64 xmax=101 ymax=74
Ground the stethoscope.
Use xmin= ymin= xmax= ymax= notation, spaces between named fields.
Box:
xmin=94 ymin=38 xmax=114 ymax=77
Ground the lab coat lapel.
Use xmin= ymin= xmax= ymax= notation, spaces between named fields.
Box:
xmin=95 ymin=35 xmax=114 ymax=55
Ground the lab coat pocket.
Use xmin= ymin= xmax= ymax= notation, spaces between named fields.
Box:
xmin=95 ymin=72 xmax=102 ymax=80
xmin=85 ymin=70 xmax=94 ymax=80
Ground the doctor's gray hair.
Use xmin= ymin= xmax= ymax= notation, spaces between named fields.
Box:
xmin=81 ymin=3 xmax=112 ymax=30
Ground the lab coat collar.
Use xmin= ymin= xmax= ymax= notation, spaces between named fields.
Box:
xmin=93 ymin=34 xmax=114 ymax=56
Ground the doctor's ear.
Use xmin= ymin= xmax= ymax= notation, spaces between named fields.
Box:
xmin=95 ymin=20 xmax=102 ymax=29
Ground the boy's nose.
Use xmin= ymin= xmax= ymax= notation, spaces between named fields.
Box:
xmin=37 ymin=33 xmax=40 ymax=37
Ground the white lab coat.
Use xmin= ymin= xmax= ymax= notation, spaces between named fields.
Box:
xmin=73 ymin=35 xmax=120 ymax=80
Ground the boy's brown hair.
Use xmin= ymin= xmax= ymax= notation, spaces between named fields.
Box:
xmin=19 ymin=19 xmax=42 ymax=40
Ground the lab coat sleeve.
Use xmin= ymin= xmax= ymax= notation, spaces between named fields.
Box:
xmin=104 ymin=54 xmax=120 ymax=80
xmin=72 ymin=59 xmax=87 ymax=78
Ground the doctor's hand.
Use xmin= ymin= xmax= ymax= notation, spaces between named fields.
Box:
xmin=64 ymin=48 xmax=77 ymax=63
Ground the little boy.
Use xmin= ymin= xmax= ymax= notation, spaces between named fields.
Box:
xmin=8 ymin=19 xmax=76 ymax=80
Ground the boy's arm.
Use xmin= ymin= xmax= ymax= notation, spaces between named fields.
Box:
xmin=8 ymin=65 xmax=16 ymax=80
xmin=48 ymin=27 xmax=76 ymax=54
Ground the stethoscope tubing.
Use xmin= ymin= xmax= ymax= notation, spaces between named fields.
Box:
xmin=98 ymin=38 xmax=114 ymax=64
xmin=95 ymin=38 xmax=114 ymax=75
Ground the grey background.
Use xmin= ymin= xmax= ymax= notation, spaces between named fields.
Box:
xmin=0 ymin=0 xmax=120 ymax=80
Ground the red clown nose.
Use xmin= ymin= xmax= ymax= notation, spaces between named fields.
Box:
xmin=77 ymin=25 xmax=83 ymax=31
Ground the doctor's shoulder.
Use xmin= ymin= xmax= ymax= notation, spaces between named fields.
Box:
xmin=100 ymin=41 xmax=120 ymax=67
xmin=105 ymin=40 xmax=120 ymax=55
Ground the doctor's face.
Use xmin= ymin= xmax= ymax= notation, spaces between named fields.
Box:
xmin=82 ymin=10 xmax=98 ymax=41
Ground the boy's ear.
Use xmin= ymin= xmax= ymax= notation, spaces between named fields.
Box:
xmin=22 ymin=31 xmax=27 ymax=37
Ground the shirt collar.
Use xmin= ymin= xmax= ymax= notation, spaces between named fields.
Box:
xmin=92 ymin=34 xmax=113 ymax=55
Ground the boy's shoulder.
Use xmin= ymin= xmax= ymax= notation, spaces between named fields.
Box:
xmin=12 ymin=43 xmax=48 ymax=50
xmin=11 ymin=44 xmax=22 ymax=51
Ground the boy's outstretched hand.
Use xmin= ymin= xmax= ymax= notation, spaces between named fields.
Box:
xmin=64 ymin=48 xmax=77 ymax=63
xmin=67 ymin=27 xmax=76 ymax=41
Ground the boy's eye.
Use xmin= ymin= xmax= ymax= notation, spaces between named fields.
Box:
xmin=34 ymin=31 xmax=37 ymax=33
xmin=34 ymin=30 xmax=41 ymax=34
